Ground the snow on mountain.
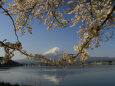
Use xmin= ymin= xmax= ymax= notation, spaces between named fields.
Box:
xmin=43 ymin=47 xmax=64 ymax=59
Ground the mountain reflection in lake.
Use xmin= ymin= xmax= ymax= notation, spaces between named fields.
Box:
xmin=0 ymin=65 xmax=115 ymax=86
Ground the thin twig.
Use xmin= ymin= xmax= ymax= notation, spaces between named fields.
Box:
xmin=0 ymin=6 xmax=19 ymax=41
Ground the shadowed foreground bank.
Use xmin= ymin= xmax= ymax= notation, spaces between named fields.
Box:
xmin=0 ymin=82 xmax=19 ymax=86
xmin=0 ymin=82 xmax=30 ymax=86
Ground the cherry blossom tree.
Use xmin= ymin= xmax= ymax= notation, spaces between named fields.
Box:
xmin=0 ymin=0 xmax=114 ymax=65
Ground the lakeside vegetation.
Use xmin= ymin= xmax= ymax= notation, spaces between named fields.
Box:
xmin=0 ymin=82 xmax=31 ymax=86
xmin=0 ymin=82 xmax=19 ymax=86
xmin=21 ymin=60 xmax=115 ymax=67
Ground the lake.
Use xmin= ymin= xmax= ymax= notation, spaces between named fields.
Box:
xmin=0 ymin=65 xmax=115 ymax=86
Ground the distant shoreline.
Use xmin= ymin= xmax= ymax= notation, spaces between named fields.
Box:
xmin=0 ymin=57 xmax=23 ymax=68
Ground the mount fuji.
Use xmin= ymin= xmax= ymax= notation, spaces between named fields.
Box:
xmin=43 ymin=47 xmax=64 ymax=59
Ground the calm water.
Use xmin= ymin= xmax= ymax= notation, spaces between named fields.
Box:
xmin=0 ymin=65 xmax=115 ymax=86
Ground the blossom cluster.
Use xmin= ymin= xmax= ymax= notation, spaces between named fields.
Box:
xmin=0 ymin=0 xmax=114 ymax=65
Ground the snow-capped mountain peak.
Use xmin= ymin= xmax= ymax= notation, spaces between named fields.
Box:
xmin=43 ymin=47 xmax=64 ymax=59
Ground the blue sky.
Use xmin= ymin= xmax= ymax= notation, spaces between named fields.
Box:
xmin=0 ymin=13 xmax=115 ymax=60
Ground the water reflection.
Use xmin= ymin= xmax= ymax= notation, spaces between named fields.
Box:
xmin=0 ymin=65 xmax=115 ymax=86
xmin=43 ymin=75 xmax=60 ymax=84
